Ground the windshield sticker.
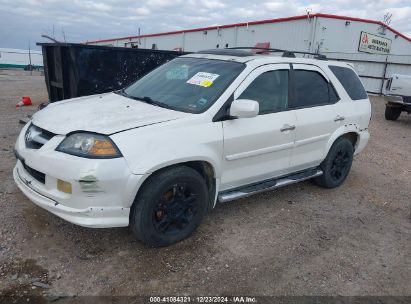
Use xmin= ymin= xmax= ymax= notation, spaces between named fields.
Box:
xmin=187 ymin=72 xmax=220 ymax=87
xmin=166 ymin=65 xmax=189 ymax=80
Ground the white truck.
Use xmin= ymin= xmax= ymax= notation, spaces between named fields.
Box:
xmin=384 ymin=74 xmax=411 ymax=120
xmin=14 ymin=49 xmax=371 ymax=246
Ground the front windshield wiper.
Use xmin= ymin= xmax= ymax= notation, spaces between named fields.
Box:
xmin=114 ymin=88 xmax=129 ymax=97
xmin=115 ymin=90 xmax=175 ymax=111
xmin=133 ymin=96 xmax=175 ymax=110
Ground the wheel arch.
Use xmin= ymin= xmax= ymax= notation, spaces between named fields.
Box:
xmin=341 ymin=132 xmax=359 ymax=148
xmin=324 ymin=126 xmax=360 ymax=160
xmin=131 ymin=159 xmax=219 ymax=212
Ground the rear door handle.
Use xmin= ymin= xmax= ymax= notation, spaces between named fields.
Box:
xmin=334 ymin=115 xmax=345 ymax=122
xmin=280 ymin=124 xmax=296 ymax=132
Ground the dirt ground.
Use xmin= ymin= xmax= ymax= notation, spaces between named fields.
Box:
xmin=0 ymin=69 xmax=410 ymax=299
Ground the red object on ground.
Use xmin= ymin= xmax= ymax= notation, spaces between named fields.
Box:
xmin=16 ymin=96 xmax=33 ymax=108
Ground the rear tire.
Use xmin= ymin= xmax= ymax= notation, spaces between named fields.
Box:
xmin=130 ymin=166 xmax=208 ymax=247
xmin=385 ymin=106 xmax=401 ymax=121
xmin=314 ymin=137 xmax=354 ymax=188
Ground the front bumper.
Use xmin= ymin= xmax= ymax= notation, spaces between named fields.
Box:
xmin=14 ymin=165 xmax=130 ymax=227
xmin=13 ymin=123 xmax=145 ymax=228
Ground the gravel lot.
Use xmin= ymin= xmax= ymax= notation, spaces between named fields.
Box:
xmin=0 ymin=69 xmax=410 ymax=300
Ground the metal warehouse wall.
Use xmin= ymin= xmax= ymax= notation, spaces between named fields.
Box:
xmin=87 ymin=14 xmax=411 ymax=94
xmin=89 ymin=16 xmax=411 ymax=54
xmin=315 ymin=18 xmax=411 ymax=94
xmin=313 ymin=17 xmax=411 ymax=55
xmin=91 ymin=18 xmax=315 ymax=51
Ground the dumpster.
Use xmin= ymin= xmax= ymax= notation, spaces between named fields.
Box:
xmin=37 ymin=43 xmax=187 ymax=102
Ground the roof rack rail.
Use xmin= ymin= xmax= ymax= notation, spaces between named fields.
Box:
xmin=226 ymin=47 xmax=327 ymax=60
xmin=195 ymin=49 xmax=254 ymax=57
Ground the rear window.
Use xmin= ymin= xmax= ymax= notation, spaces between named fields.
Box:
xmin=329 ymin=66 xmax=368 ymax=100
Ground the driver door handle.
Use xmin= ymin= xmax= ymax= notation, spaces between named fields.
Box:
xmin=280 ymin=124 xmax=296 ymax=132
xmin=334 ymin=115 xmax=345 ymax=122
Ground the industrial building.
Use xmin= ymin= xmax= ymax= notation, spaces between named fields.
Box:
xmin=0 ymin=48 xmax=43 ymax=69
xmin=86 ymin=13 xmax=411 ymax=94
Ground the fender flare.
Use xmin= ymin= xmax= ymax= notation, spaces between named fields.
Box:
xmin=128 ymin=156 xmax=221 ymax=209
xmin=323 ymin=124 xmax=360 ymax=160
xmin=142 ymin=156 xmax=219 ymax=178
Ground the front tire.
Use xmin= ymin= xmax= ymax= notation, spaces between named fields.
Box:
xmin=130 ymin=166 xmax=208 ymax=247
xmin=385 ymin=106 xmax=401 ymax=121
xmin=314 ymin=137 xmax=354 ymax=188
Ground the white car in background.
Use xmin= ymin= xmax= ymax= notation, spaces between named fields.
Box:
xmin=14 ymin=48 xmax=371 ymax=247
xmin=383 ymin=73 xmax=411 ymax=120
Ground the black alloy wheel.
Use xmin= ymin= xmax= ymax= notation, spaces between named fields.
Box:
xmin=130 ymin=166 xmax=208 ymax=247
xmin=314 ymin=137 xmax=354 ymax=188
xmin=152 ymin=183 xmax=199 ymax=236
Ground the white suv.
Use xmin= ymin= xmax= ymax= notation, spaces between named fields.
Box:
xmin=14 ymin=49 xmax=371 ymax=246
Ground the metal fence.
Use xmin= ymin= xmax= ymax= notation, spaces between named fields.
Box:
xmin=0 ymin=49 xmax=43 ymax=69
xmin=325 ymin=52 xmax=411 ymax=95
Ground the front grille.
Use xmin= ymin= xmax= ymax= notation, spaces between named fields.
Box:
xmin=25 ymin=124 xmax=55 ymax=149
xmin=21 ymin=160 xmax=46 ymax=184
xmin=15 ymin=150 xmax=46 ymax=184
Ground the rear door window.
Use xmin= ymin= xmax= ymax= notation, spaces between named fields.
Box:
xmin=290 ymin=70 xmax=337 ymax=108
xmin=329 ymin=65 xmax=368 ymax=100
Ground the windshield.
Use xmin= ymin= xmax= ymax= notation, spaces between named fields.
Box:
xmin=123 ymin=57 xmax=245 ymax=113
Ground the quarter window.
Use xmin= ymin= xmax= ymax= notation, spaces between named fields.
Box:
xmin=329 ymin=65 xmax=368 ymax=100
xmin=291 ymin=70 xmax=337 ymax=108
xmin=239 ymin=70 xmax=289 ymax=114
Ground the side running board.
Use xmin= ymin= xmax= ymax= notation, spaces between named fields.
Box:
xmin=218 ymin=168 xmax=323 ymax=203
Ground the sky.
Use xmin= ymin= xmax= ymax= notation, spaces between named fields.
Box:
xmin=0 ymin=0 xmax=410 ymax=50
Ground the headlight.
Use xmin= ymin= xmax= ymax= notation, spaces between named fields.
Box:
xmin=56 ymin=133 xmax=122 ymax=158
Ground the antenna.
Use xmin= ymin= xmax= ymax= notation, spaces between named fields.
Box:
xmin=61 ymin=26 xmax=67 ymax=42
xmin=383 ymin=12 xmax=392 ymax=26
xmin=378 ymin=12 xmax=392 ymax=35
xmin=306 ymin=8 xmax=312 ymax=19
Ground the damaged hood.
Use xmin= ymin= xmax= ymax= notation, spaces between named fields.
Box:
xmin=32 ymin=93 xmax=190 ymax=135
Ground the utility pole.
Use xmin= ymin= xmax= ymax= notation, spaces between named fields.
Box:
xmin=28 ymin=41 xmax=32 ymax=76
xmin=138 ymin=27 xmax=141 ymax=46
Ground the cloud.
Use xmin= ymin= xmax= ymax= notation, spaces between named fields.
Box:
xmin=229 ymin=7 xmax=263 ymax=18
xmin=0 ymin=0 xmax=410 ymax=50
xmin=131 ymin=7 xmax=151 ymax=15
xmin=201 ymin=0 xmax=226 ymax=9
xmin=184 ymin=16 xmax=212 ymax=23
xmin=146 ymin=0 xmax=182 ymax=8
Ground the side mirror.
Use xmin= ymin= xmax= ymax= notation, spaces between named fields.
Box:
xmin=229 ymin=99 xmax=259 ymax=119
